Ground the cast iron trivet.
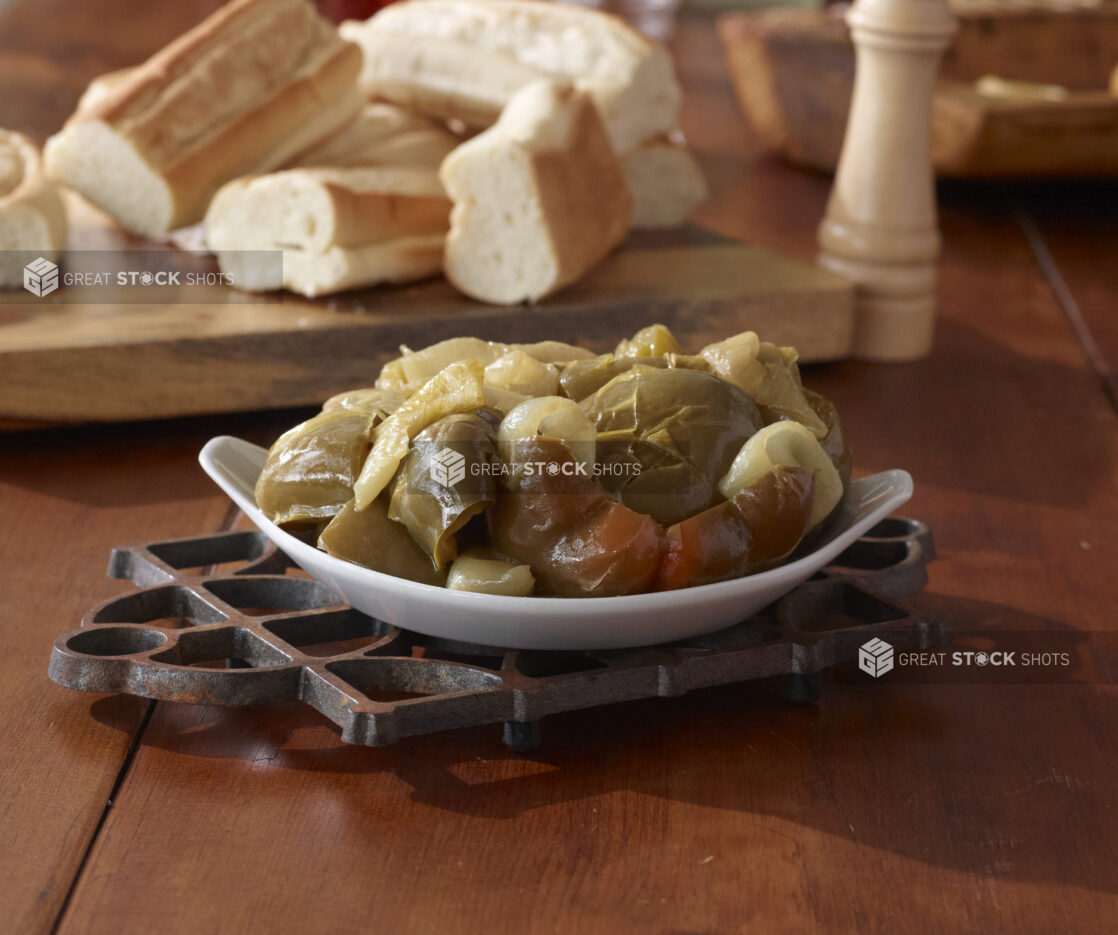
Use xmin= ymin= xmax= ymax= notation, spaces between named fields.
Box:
xmin=49 ymin=518 xmax=935 ymax=750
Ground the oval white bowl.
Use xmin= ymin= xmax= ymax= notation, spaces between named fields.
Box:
xmin=199 ymin=436 xmax=913 ymax=651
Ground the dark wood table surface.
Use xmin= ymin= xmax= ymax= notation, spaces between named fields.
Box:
xmin=2 ymin=3 xmax=1117 ymax=933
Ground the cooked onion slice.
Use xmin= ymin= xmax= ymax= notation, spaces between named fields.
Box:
xmin=446 ymin=549 xmax=535 ymax=596
xmin=353 ymin=360 xmax=485 ymax=510
xmin=718 ymin=422 xmax=842 ymax=529
xmin=484 ymin=349 xmax=560 ymax=398
xmin=497 ymin=396 xmax=595 ymax=475
xmin=615 ymin=323 xmax=683 ymax=358
xmin=376 ymin=337 xmax=509 ymax=389
xmin=699 ymin=334 xmax=827 ymax=437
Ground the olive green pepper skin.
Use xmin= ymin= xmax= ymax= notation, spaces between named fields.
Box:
xmin=491 ymin=438 xmax=663 ymax=598
xmin=803 ymin=388 xmax=853 ymax=487
xmin=318 ymin=497 xmax=446 ymax=587
xmin=558 ymin=355 xmax=669 ymax=401
xmin=579 ymin=368 xmax=763 ymax=526
xmin=749 ymin=345 xmax=829 ymax=436
xmin=388 ymin=411 xmax=500 ymax=569
xmin=656 ymin=467 xmax=816 ymax=591
xmin=254 ymin=408 xmax=373 ymax=527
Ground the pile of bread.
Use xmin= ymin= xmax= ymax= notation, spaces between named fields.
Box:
xmin=3 ymin=0 xmax=706 ymax=303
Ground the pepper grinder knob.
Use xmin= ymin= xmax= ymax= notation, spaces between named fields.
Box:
xmin=818 ymin=0 xmax=956 ymax=361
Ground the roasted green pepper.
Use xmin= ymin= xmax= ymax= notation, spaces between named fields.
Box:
xmin=388 ymin=410 xmax=500 ymax=569
xmin=318 ymin=497 xmax=446 ymax=586
xmin=558 ymin=354 xmax=669 ymax=401
xmin=254 ymin=408 xmax=372 ymax=527
xmin=491 ymin=438 xmax=663 ymax=597
xmin=579 ymin=368 xmax=763 ymax=525
xmin=803 ymin=388 xmax=852 ymax=487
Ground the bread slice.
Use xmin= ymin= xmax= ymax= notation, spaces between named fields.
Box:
xmin=44 ymin=0 xmax=364 ymax=239
xmin=216 ymin=233 xmax=447 ymax=297
xmin=440 ymin=79 xmax=632 ymax=305
xmin=205 ymin=165 xmax=450 ymax=297
xmin=622 ymin=135 xmax=707 ymax=229
xmin=0 ymin=131 xmax=68 ymax=288
xmin=288 ymin=102 xmax=460 ymax=169
xmin=340 ymin=0 xmax=682 ymax=152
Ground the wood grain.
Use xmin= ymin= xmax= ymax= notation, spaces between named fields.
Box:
xmin=0 ymin=221 xmax=853 ymax=423
xmin=1014 ymin=181 xmax=1118 ymax=405
xmin=1 ymin=7 xmax=1116 ymax=935
xmin=0 ymin=416 xmax=249 ymax=934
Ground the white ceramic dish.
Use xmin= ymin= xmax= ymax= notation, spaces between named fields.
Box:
xmin=199 ymin=436 xmax=913 ymax=650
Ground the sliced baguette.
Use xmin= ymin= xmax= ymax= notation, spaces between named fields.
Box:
xmin=0 ymin=131 xmax=68 ymax=288
xmin=205 ymin=165 xmax=450 ymax=297
xmin=622 ymin=135 xmax=707 ymax=229
xmin=341 ymin=0 xmax=682 ymax=152
xmin=78 ymin=75 xmax=459 ymax=172
xmin=216 ymin=233 xmax=447 ymax=297
xmin=288 ymin=102 xmax=460 ymax=169
xmin=45 ymin=0 xmax=364 ymax=238
xmin=440 ymin=79 xmax=632 ymax=305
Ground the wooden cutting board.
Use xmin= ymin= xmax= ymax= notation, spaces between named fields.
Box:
xmin=0 ymin=197 xmax=853 ymax=427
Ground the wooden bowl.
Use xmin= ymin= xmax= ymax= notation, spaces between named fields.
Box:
xmin=718 ymin=5 xmax=1118 ymax=177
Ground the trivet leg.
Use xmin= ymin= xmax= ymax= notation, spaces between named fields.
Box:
xmin=503 ymin=720 xmax=541 ymax=752
xmin=781 ymin=673 xmax=819 ymax=705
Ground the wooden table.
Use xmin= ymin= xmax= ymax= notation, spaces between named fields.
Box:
xmin=2 ymin=3 xmax=1116 ymax=933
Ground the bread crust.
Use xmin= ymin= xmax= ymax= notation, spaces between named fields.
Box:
xmin=532 ymin=88 xmax=633 ymax=288
xmin=289 ymin=102 xmax=460 ymax=169
xmin=207 ymin=166 xmax=450 ymax=253
xmin=281 ymin=233 xmax=446 ymax=296
xmin=342 ymin=0 xmax=682 ymax=152
xmin=159 ymin=42 xmax=365 ymax=229
xmin=206 ymin=165 xmax=450 ymax=296
xmin=214 ymin=232 xmax=446 ymax=297
xmin=323 ymin=182 xmax=450 ymax=249
xmin=46 ymin=0 xmax=363 ymax=236
xmin=440 ymin=80 xmax=632 ymax=305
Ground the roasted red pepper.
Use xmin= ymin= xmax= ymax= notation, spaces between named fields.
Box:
xmin=657 ymin=467 xmax=816 ymax=591
xmin=491 ymin=438 xmax=663 ymax=597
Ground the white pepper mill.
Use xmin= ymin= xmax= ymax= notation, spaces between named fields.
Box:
xmin=818 ymin=0 xmax=956 ymax=361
